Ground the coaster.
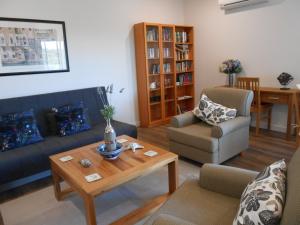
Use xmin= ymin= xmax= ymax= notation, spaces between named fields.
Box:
xmin=117 ymin=138 xmax=128 ymax=144
xmin=59 ymin=155 xmax=73 ymax=162
xmin=85 ymin=173 xmax=102 ymax=183
xmin=144 ymin=150 xmax=158 ymax=157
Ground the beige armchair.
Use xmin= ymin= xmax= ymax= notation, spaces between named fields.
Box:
xmin=144 ymin=149 xmax=300 ymax=225
xmin=168 ymin=87 xmax=254 ymax=164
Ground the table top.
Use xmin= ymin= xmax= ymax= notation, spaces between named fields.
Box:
xmin=50 ymin=135 xmax=178 ymax=196
xmin=222 ymin=85 xmax=300 ymax=94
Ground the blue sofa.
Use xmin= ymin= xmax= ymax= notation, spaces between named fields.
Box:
xmin=0 ymin=87 xmax=137 ymax=191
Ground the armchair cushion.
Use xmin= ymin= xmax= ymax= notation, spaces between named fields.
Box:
xmin=200 ymin=164 xmax=258 ymax=198
xmin=211 ymin=116 xmax=251 ymax=138
xmin=193 ymin=94 xmax=237 ymax=125
xmin=152 ymin=214 xmax=196 ymax=225
xmin=168 ymin=122 xmax=218 ymax=153
xmin=170 ymin=111 xmax=198 ymax=128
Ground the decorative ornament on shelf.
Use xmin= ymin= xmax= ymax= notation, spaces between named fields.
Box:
xmin=219 ymin=59 xmax=242 ymax=87
xmin=97 ymin=84 xmax=125 ymax=159
xmin=277 ymin=72 xmax=294 ymax=90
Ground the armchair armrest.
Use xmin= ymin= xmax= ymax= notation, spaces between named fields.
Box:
xmin=170 ymin=111 xmax=198 ymax=128
xmin=152 ymin=214 xmax=196 ymax=225
xmin=199 ymin=164 xmax=258 ymax=198
xmin=211 ymin=116 xmax=251 ymax=138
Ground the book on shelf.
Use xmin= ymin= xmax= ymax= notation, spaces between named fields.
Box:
xmin=147 ymin=28 xmax=158 ymax=41
xmin=176 ymin=44 xmax=190 ymax=60
xmin=162 ymin=28 xmax=172 ymax=42
xmin=150 ymin=64 xmax=160 ymax=74
xmin=163 ymin=47 xmax=171 ymax=58
xmin=176 ymin=61 xmax=192 ymax=72
xmin=163 ymin=63 xmax=171 ymax=73
xmin=148 ymin=47 xmax=159 ymax=59
xmin=176 ymin=31 xmax=188 ymax=43
xmin=177 ymin=73 xmax=192 ymax=85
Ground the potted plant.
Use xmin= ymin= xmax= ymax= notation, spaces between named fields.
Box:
xmin=97 ymin=85 xmax=124 ymax=152
xmin=219 ymin=59 xmax=242 ymax=87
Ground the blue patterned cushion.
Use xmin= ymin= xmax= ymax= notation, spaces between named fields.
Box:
xmin=52 ymin=102 xmax=91 ymax=137
xmin=0 ymin=110 xmax=44 ymax=151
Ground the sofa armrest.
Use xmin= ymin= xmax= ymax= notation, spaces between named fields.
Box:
xmin=211 ymin=116 xmax=251 ymax=138
xmin=170 ymin=111 xmax=198 ymax=128
xmin=199 ymin=164 xmax=258 ymax=198
xmin=152 ymin=214 xmax=196 ymax=225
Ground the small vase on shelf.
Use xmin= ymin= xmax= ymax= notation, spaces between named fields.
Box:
xmin=104 ymin=119 xmax=117 ymax=151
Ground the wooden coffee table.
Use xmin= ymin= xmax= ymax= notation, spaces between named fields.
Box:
xmin=50 ymin=135 xmax=178 ymax=225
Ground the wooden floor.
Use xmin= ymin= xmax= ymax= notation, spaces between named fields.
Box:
xmin=138 ymin=126 xmax=296 ymax=171
xmin=0 ymin=127 xmax=296 ymax=203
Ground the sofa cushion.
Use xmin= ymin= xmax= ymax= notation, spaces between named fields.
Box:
xmin=193 ymin=94 xmax=237 ymax=125
xmin=0 ymin=120 xmax=137 ymax=184
xmin=233 ymin=160 xmax=287 ymax=225
xmin=144 ymin=179 xmax=240 ymax=225
xmin=168 ymin=122 xmax=218 ymax=153
xmin=51 ymin=102 xmax=91 ymax=136
xmin=280 ymin=150 xmax=300 ymax=225
xmin=0 ymin=109 xmax=44 ymax=151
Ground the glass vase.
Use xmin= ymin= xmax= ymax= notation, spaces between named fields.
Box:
xmin=104 ymin=119 xmax=117 ymax=151
xmin=228 ymin=73 xmax=236 ymax=87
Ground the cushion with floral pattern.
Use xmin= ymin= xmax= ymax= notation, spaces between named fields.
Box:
xmin=52 ymin=102 xmax=91 ymax=137
xmin=0 ymin=109 xmax=44 ymax=151
xmin=233 ymin=160 xmax=287 ymax=225
xmin=193 ymin=94 xmax=237 ymax=125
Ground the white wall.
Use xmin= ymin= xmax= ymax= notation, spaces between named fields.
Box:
xmin=0 ymin=0 xmax=184 ymax=125
xmin=184 ymin=0 xmax=300 ymax=132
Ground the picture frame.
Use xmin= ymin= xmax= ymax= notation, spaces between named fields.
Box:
xmin=0 ymin=17 xmax=70 ymax=76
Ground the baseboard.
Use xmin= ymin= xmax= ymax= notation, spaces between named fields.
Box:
xmin=0 ymin=170 xmax=51 ymax=193
xmin=250 ymin=121 xmax=287 ymax=133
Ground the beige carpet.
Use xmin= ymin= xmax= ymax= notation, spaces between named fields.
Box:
xmin=0 ymin=160 xmax=199 ymax=225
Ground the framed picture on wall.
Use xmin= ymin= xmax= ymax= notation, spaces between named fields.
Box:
xmin=0 ymin=17 xmax=70 ymax=76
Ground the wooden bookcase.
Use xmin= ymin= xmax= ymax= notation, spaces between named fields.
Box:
xmin=134 ymin=22 xmax=195 ymax=127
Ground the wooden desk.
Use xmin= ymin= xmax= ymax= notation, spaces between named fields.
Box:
xmin=259 ymin=87 xmax=300 ymax=142
xmin=222 ymin=86 xmax=300 ymax=145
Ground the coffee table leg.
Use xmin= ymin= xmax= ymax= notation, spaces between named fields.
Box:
xmin=52 ymin=169 xmax=62 ymax=201
xmin=168 ymin=159 xmax=179 ymax=194
xmin=83 ymin=194 xmax=97 ymax=225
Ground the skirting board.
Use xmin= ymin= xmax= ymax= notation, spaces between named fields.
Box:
xmin=0 ymin=170 xmax=51 ymax=193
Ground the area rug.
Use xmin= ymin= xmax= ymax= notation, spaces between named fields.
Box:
xmin=0 ymin=160 xmax=199 ymax=225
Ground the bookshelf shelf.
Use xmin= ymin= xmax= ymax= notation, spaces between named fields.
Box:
xmin=165 ymin=86 xmax=174 ymax=89
xmin=150 ymin=102 xmax=161 ymax=106
xmin=176 ymin=42 xmax=193 ymax=45
xmin=148 ymin=74 xmax=160 ymax=76
xmin=176 ymin=70 xmax=194 ymax=74
xmin=176 ymin=59 xmax=193 ymax=62
xmin=177 ymin=96 xmax=193 ymax=101
xmin=150 ymin=88 xmax=161 ymax=92
xmin=134 ymin=22 xmax=195 ymax=127
xmin=165 ymin=99 xmax=175 ymax=103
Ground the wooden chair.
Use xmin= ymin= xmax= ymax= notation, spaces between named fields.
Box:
xmin=236 ymin=77 xmax=273 ymax=135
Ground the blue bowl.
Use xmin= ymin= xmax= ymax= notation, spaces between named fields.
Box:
xmin=97 ymin=143 xmax=123 ymax=160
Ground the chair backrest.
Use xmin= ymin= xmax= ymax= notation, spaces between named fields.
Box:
xmin=236 ymin=77 xmax=260 ymax=107
xmin=280 ymin=149 xmax=300 ymax=225
xmin=202 ymin=87 xmax=253 ymax=117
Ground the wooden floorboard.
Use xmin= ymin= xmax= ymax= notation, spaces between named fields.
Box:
xmin=0 ymin=126 xmax=296 ymax=203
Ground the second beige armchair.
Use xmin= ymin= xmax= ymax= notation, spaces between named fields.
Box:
xmin=168 ymin=87 xmax=254 ymax=164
